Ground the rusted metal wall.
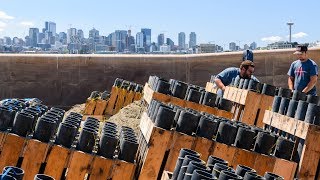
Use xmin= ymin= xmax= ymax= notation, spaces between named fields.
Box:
xmin=0 ymin=48 xmax=319 ymax=108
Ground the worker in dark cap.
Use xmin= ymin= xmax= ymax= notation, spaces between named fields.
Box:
xmin=214 ymin=60 xmax=259 ymax=95
xmin=288 ymin=45 xmax=318 ymax=95
xmin=243 ymin=49 xmax=254 ymax=61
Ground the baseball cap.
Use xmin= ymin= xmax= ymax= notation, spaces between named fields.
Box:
xmin=293 ymin=45 xmax=308 ymax=55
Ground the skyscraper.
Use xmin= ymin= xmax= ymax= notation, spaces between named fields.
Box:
xmin=229 ymin=42 xmax=236 ymax=51
xmin=178 ymin=32 xmax=186 ymax=50
xmin=3 ymin=37 xmax=12 ymax=45
xmin=58 ymin=32 xmax=67 ymax=44
xmin=45 ymin=21 xmax=56 ymax=35
xmin=157 ymin=34 xmax=165 ymax=47
xmin=126 ymin=29 xmax=135 ymax=52
xmin=44 ymin=21 xmax=56 ymax=44
xmin=29 ymin=28 xmax=39 ymax=47
xmin=77 ymin=29 xmax=84 ymax=40
xmin=67 ymin=28 xmax=77 ymax=44
xmin=89 ymin=28 xmax=100 ymax=43
xmin=250 ymin=42 xmax=257 ymax=50
xmin=141 ymin=28 xmax=151 ymax=51
xmin=136 ymin=32 xmax=144 ymax=52
xmin=112 ymin=30 xmax=127 ymax=52
xmin=166 ymin=38 xmax=174 ymax=50
xmin=38 ymin=33 xmax=45 ymax=43
xmin=189 ymin=32 xmax=197 ymax=48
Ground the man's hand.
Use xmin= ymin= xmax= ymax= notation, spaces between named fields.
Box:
xmin=214 ymin=78 xmax=226 ymax=91
xmin=302 ymin=75 xmax=318 ymax=93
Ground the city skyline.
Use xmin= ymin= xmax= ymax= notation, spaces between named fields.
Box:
xmin=0 ymin=0 xmax=319 ymax=47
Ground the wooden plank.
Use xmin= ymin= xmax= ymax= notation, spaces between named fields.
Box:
xmin=89 ymin=156 xmax=114 ymax=180
xmin=231 ymin=148 xmax=257 ymax=169
xmin=298 ymin=128 xmax=320 ymax=179
xmin=139 ymin=126 xmax=172 ymax=180
xmin=295 ymin=121 xmax=320 ymax=141
xmin=241 ymin=91 xmax=261 ymax=126
xmin=165 ymin=132 xmax=196 ymax=172
xmin=114 ymin=88 xmax=128 ymax=114
xmin=0 ymin=131 xmax=7 ymax=152
xmin=161 ymin=171 xmax=172 ymax=180
xmin=262 ymin=110 xmax=273 ymax=125
xmin=228 ymin=87 xmax=238 ymax=103
xmin=235 ymin=88 xmax=244 ymax=104
xmin=216 ymin=109 xmax=233 ymax=119
xmin=169 ymin=96 xmax=185 ymax=107
xmin=211 ymin=142 xmax=237 ymax=165
xmin=111 ymin=160 xmax=136 ymax=180
xmin=268 ymin=114 xmax=298 ymax=138
xmin=239 ymin=89 xmax=249 ymax=105
xmin=123 ymin=90 xmax=135 ymax=106
xmin=193 ymin=137 xmax=214 ymax=162
xmin=83 ymin=99 xmax=97 ymax=115
xmin=44 ymin=145 xmax=71 ymax=180
xmin=21 ymin=139 xmax=49 ymax=180
xmin=256 ymin=95 xmax=274 ymax=128
xmin=253 ymin=154 xmax=276 ymax=176
xmin=105 ymin=86 xmax=120 ymax=115
xmin=143 ymin=83 xmax=234 ymax=119
xmin=0 ymin=133 xmax=26 ymax=170
xmin=185 ymin=101 xmax=202 ymax=112
xmin=93 ymin=99 xmax=108 ymax=115
xmin=273 ymin=159 xmax=297 ymax=180
xmin=143 ymin=83 xmax=171 ymax=105
xmin=66 ymin=151 xmax=93 ymax=180
xmin=134 ymin=92 xmax=142 ymax=101
xmin=139 ymin=112 xmax=155 ymax=143
xmin=205 ymin=82 xmax=218 ymax=94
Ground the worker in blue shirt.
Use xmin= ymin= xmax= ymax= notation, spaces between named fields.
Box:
xmin=214 ymin=60 xmax=259 ymax=94
xmin=288 ymin=45 xmax=318 ymax=95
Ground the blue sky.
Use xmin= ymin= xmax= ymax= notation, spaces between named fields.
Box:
xmin=0 ymin=0 xmax=319 ymax=47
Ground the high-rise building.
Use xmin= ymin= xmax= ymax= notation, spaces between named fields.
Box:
xmin=250 ymin=42 xmax=257 ymax=50
xmin=77 ymin=29 xmax=84 ymax=40
xmin=3 ymin=37 xmax=11 ymax=45
xmin=58 ymin=32 xmax=67 ymax=44
xmin=45 ymin=21 xmax=56 ymax=35
xmin=178 ymin=32 xmax=186 ymax=50
xmin=38 ymin=33 xmax=45 ymax=43
xmin=44 ymin=21 xmax=56 ymax=44
xmin=166 ymin=38 xmax=174 ymax=50
xmin=67 ymin=28 xmax=77 ymax=44
xmin=29 ymin=28 xmax=39 ymax=47
xmin=106 ymin=33 xmax=113 ymax=46
xmin=141 ymin=28 xmax=151 ymax=51
xmin=89 ymin=28 xmax=100 ymax=43
xmin=136 ymin=32 xmax=144 ymax=48
xmin=189 ymin=32 xmax=197 ymax=48
xmin=229 ymin=42 xmax=236 ymax=51
xmin=157 ymin=34 xmax=165 ymax=46
xmin=111 ymin=30 xmax=127 ymax=52
xmin=126 ymin=29 xmax=135 ymax=52
xmin=243 ymin=44 xmax=250 ymax=50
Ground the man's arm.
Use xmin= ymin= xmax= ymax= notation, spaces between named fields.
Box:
xmin=214 ymin=78 xmax=226 ymax=91
xmin=288 ymin=76 xmax=295 ymax=90
xmin=302 ymin=75 xmax=318 ymax=93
